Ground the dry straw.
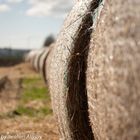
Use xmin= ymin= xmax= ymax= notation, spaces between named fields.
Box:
xmin=45 ymin=0 xmax=104 ymax=139
xmin=42 ymin=0 xmax=140 ymax=139
xmin=87 ymin=0 xmax=140 ymax=139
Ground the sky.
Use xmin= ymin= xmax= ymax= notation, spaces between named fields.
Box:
xmin=0 ymin=0 xmax=74 ymax=49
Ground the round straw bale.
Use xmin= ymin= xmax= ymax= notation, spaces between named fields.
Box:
xmin=45 ymin=0 xmax=140 ymax=139
xmin=39 ymin=44 xmax=54 ymax=82
xmin=45 ymin=0 xmax=104 ymax=139
xmin=87 ymin=0 xmax=140 ymax=139
xmin=33 ymin=48 xmax=45 ymax=72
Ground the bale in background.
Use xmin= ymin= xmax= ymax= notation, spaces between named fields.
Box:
xmin=32 ymin=48 xmax=46 ymax=72
xmin=24 ymin=49 xmax=38 ymax=68
xmin=25 ymin=44 xmax=53 ymax=76
xmin=39 ymin=44 xmax=54 ymax=82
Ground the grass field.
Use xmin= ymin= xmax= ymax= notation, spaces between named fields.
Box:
xmin=2 ymin=76 xmax=52 ymax=118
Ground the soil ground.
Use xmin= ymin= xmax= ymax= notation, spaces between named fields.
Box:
xmin=0 ymin=63 xmax=59 ymax=140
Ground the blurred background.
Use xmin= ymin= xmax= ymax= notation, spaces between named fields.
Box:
xmin=0 ymin=0 xmax=74 ymax=49
xmin=0 ymin=0 xmax=74 ymax=139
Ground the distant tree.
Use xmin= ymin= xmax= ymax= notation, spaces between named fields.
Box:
xmin=43 ymin=35 xmax=55 ymax=47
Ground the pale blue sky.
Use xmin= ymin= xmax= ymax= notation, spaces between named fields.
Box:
xmin=0 ymin=0 xmax=73 ymax=49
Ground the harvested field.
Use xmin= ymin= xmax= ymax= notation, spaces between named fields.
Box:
xmin=0 ymin=63 xmax=59 ymax=140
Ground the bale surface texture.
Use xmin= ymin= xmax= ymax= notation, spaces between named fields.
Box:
xmin=87 ymin=0 xmax=140 ymax=139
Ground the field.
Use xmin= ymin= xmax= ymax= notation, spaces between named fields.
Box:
xmin=0 ymin=63 xmax=59 ymax=140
